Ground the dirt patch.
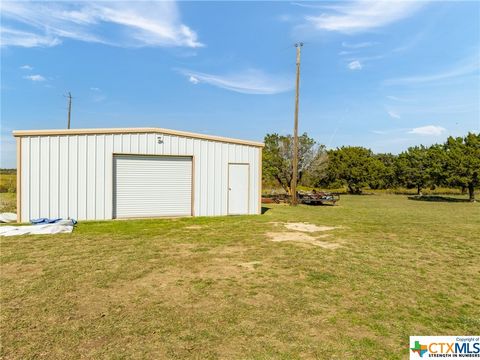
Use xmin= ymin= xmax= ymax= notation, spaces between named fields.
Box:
xmin=184 ymin=225 xmax=203 ymax=230
xmin=266 ymin=232 xmax=340 ymax=249
xmin=284 ymin=223 xmax=337 ymax=233
xmin=238 ymin=261 xmax=261 ymax=271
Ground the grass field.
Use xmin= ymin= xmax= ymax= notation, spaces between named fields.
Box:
xmin=1 ymin=195 xmax=479 ymax=359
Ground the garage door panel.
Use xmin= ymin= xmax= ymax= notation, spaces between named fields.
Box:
xmin=114 ymin=155 xmax=192 ymax=218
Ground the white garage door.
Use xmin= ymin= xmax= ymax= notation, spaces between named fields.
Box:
xmin=114 ymin=155 xmax=192 ymax=218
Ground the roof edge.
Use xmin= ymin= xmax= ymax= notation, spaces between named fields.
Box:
xmin=12 ymin=127 xmax=264 ymax=147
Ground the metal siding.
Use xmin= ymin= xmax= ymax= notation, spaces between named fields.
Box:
xmin=20 ymin=138 xmax=30 ymax=222
xmin=20 ymin=131 xmax=260 ymax=220
xmin=30 ymin=137 xmax=40 ymax=220
xmin=193 ymin=139 xmax=201 ymax=216
xmin=68 ymin=136 xmax=77 ymax=219
xmin=114 ymin=155 xmax=192 ymax=217
xmin=96 ymin=135 xmax=105 ymax=219
xmin=39 ymin=137 xmax=50 ymax=217
xmin=87 ymin=136 xmax=96 ymax=219
xmin=104 ymin=135 xmax=114 ymax=219
xmin=49 ymin=136 xmax=59 ymax=218
xmin=58 ymin=136 xmax=69 ymax=218
xmin=200 ymin=140 xmax=208 ymax=216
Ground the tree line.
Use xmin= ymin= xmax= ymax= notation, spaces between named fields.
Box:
xmin=262 ymin=132 xmax=480 ymax=201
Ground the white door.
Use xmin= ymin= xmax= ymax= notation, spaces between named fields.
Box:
xmin=114 ymin=155 xmax=192 ymax=218
xmin=228 ymin=163 xmax=249 ymax=215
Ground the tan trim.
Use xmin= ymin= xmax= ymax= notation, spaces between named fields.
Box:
xmin=227 ymin=162 xmax=250 ymax=215
xmin=16 ymin=137 xmax=22 ymax=223
xmin=111 ymin=153 xmax=195 ymax=219
xmin=13 ymin=127 xmax=264 ymax=148
xmin=258 ymin=148 xmax=262 ymax=214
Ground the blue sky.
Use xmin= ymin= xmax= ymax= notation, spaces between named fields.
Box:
xmin=1 ymin=1 xmax=479 ymax=168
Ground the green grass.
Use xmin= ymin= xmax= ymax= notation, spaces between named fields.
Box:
xmin=1 ymin=195 xmax=479 ymax=359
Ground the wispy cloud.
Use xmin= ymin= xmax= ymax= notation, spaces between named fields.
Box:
xmin=23 ymin=74 xmax=45 ymax=81
xmin=347 ymin=60 xmax=362 ymax=70
xmin=20 ymin=64 xmax=33 ymax=70
xmin=408 ymin=125 xmax=446 ymax=136
xmin=306 ymin=1 xmax=424 ymax=34
xmin=386 ymin=109 xmax=401 ymax=119
xmin=179 ymin=69 xmax=293 ymax=95
xmin=188 ymin=76 xmax=200 ymax=85
xmin=1 ymin=27 xmax=61 ymax=47
xmin=342 ymin=41 xmax=378 ymax=49
xmin=385 ymin=56 xmax=480 ymax=86
xmin=0 ymin=1 xmax=202 ymax=48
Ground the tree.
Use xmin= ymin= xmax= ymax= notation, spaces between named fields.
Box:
xmin=369 ymin=153 xmax=397 ymax=189
xmin=324 ymin=146 xmax=380 ymax=194
xmin=396 ymin=145 xmax=432 ymax=194
xmin=262 ymin=133 xmax=318 ymax=194
xmin=443 ymin=133 xmax=480 ymax=201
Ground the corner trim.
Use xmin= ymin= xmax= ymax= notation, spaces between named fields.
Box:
xmin=16 ymin=137 xmax=22 ymax=223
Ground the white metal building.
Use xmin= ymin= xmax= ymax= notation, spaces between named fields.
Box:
xmin=13 ymin=128 xmax=263 ymax=222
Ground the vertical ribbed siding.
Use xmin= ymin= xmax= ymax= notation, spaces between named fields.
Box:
xmin=20 ymin=132 xmax=261 ymax=221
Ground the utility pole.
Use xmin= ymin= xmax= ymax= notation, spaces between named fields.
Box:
xmin=66 ymin=92 xmax=72 ymax=129
xmin=291 ymin=42 xmax=303 ymax=206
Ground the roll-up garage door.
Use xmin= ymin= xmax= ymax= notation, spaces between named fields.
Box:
xmin=113 ymin=155 xmax=192 ymax=218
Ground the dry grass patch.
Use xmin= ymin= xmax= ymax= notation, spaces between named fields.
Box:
xmin=266 ymin=231 xmax=341 ymax=249
xmin=284 ymin=222 xmax=337 ymax=232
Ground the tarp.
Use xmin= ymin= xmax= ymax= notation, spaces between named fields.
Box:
xmin=0 ymin=219 xmax=76 ymax=237
xmin=0 ymin=213 xmax=17 ymax=223
xmin=31 ymin=218 xmax=77 ymax=225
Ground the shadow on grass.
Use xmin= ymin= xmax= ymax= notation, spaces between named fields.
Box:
xmin=261 ymin=207 xmax=271 ymax=214
xmin=408 ymin=195 xmax=473 ymax=203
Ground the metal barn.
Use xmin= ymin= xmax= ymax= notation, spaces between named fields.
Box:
xmin=13 ymin=128 xmax=263 ymax=222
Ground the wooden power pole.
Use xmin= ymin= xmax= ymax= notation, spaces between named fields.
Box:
xmin=67 ymin=92 xmax=72 ymax=129
xmin=291 ymin=42 xmax=303 ymax=206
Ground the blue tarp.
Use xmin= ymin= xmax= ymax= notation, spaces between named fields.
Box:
xmin=31 ymin=218 xmax=77 ymax=225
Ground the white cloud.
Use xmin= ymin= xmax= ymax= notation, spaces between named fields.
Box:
xmin=23 ymin=74 xmax=45 ymax=81
xmin=20 ymin=64 xmax=33 ymax=70
xmin=179 ymin=69 xmax=293 ymax=95
xmin=387 ymin=109 xmax=401 ymax=119
xmin=348 ymin=60 xmax=362 ymax=70
xmin=90 ymin=87 xmax=100 ymax=91
xmin=385 ymin=56 xmax=480 ymax=85
xmin=0 ymin=1 xmax=202 ymax=48
xmin=408 ymin=125 xmax=446 ymax=136
xmin=188 ymin=76 xmax=199 ymax=85
xmin=342 ymin=41 xmax=378 ymax=49
xmin=306 ymin=1 xmax=424 ymax=34
xmin=1 ymin=27 xmax=61 ymax=47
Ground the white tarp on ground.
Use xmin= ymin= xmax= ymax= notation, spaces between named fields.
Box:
xmin=0 ymin=220 xmax=75 ymax=237
xmin=0 ymin=213 xmax=17 ymax=223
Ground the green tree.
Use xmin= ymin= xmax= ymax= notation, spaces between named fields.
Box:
xmin=443 ymin=133 xmax=480 ymax=201
xmin=396 ymin=145 xmax=431 ymax=194
xmin=369 ymin=153 xmax=397 ymax=189
xmin=324 ymin=146 xmax=379 ymax=194
xmin=262 ymin=133 xmax=318 ymax=194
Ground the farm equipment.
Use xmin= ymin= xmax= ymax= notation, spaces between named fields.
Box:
xmin=262 ymin=190 xmax=340 ymax=205
xmin=298 ymin=190 xmax=340 ymax=205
